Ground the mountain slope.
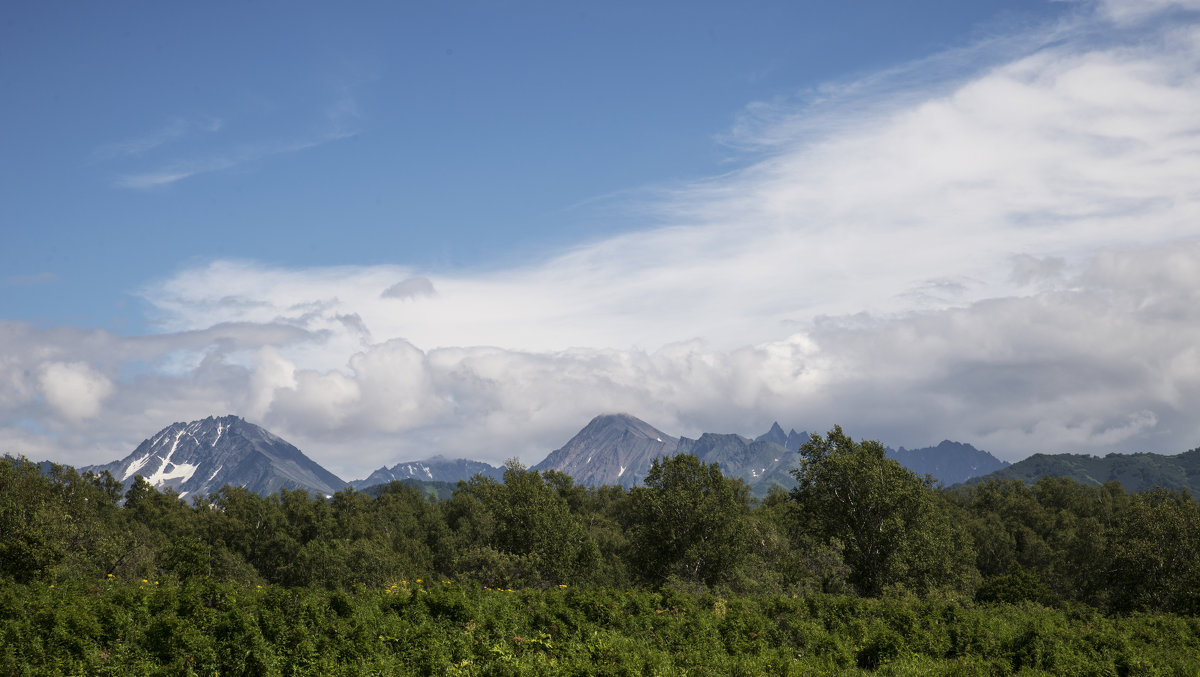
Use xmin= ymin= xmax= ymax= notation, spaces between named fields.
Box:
xmin=85 ymin=415 xmax=346 ymax=499
xmin=351 ymin=456 xmax=504 ymax=490
xmin=676 ymin=432 xmax=797 ymax=489
xmin=967 ymin=448 xmax=1200 ymax=493
xmin=532 ymin=414 xmax=678 ymax=488
xmin=887 ymin=440 xmax=1009 ymax=486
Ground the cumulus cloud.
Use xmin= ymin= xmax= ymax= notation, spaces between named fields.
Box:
xmin=38 ymin=362 xmax=114 ymax=421
xmin=7 ymin=2 xmax=1200 ymax=477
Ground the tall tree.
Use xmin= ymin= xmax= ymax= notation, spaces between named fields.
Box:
xmin=625 ymin=454 xmax=751 ymax=587
xmin=790 ymin=426 xmax=975 ymax=596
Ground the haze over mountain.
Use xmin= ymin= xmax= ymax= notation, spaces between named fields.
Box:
xmin=84 ymin=415 xmax=346 ymax=499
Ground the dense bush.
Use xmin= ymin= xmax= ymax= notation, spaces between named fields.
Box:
xmin=4 ymin=579 xmax=1199 ymax=675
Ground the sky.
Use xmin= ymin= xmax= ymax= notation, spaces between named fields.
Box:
xmin=4 ymin=0 xmax=1200 ymax=480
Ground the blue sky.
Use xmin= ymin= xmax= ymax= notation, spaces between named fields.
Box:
xmin=5 ymin=0 xmax=1200 ymax=479
xmin=3 ymin=0 xmax=1059 ymax=329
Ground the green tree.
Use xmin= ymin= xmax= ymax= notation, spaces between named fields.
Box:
xmin=790 ymin=426 xmax=976 ymax=596
xmin=445 ymin=460 xmax=591 ymax=587
xmin=1107 ymin=488 xmax=1200 ymax=614
xmin=625 ymin=454 xmax=751 ymax=587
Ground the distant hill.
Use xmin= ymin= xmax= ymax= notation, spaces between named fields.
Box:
xmin=967 ymin=448 xmax=1200 ymax=493
xmin=84 ymin=415 xmax=347 ymax=499
xmin=351 ymin=456 xmax=504 ymax=490
xmin=887 ymin=440 xmax=1009 ymax=486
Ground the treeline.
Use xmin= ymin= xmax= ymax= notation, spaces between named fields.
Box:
xmin=4 ymin=426 xmax=1200 ymax=613
xmin=4 ymin=426 xmax=1200 ymax=672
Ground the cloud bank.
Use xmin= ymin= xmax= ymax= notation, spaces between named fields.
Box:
xmin=7 ymin=3 xmax=1200 ymax=479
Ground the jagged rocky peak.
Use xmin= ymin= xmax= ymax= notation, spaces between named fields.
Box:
xmin=84 ymin=415 xmax=345 ymax=499
xmin=755 ymin=422 xmax=789 ymax=447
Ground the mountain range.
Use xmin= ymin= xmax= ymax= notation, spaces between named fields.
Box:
xmin=76 ymin=412 xmax=1012 ymax=499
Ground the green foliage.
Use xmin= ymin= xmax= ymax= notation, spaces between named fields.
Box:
xmin=625 ymin=454 xmax=752 ymax=588
xmin=974 ymin=447 xmax=1200 ymax=494
xmin=7 ymin=432 xmax=1200 ymax=673
xmin=445 ymin=461 xmax=593 ymax=587
xmin=1107 ymin=488 xmax=1200 ymax=614
xmin=9 ymin=579 xmax=1200 ymax=675
xmin=790 ymin=426 xmax=976 ymax=597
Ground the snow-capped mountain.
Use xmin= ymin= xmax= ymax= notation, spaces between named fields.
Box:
xmin=350 ymin=455 xmax=504 ymax=490
xmin=85 ymin=415 xmax=346 ymax=499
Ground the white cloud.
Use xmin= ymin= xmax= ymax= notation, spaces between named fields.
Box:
xmin=1093 ymin=0 xmax=1200 ymax=24
xmin=38 ymin=361 xmax=114 ymax=421
xmin=7 ymin=2 xmax=1200 ymax=477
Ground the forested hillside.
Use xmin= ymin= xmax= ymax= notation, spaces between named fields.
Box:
xmin=4 ymin=427 xmax=1200 ymax=674
xmin=969 ymin=447 xmax=1200 ymax=494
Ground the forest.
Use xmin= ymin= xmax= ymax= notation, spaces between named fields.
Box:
xmin=3 ymin=426 xmax=1200 ymax=675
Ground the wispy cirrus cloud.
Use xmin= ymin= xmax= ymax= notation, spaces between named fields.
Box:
xmin=115 ymin=129 xmax=356 ymax=189
xmin=108 ymin=87 xmax=361 ymax=189
xmin=89 ymin=116 xmax=223 ymax=163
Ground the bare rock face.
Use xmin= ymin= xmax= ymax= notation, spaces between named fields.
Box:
xmin=532 ymin=413 xmax=679 ymax=488
xmin=85 ymin=415 xmax=346 ymax=499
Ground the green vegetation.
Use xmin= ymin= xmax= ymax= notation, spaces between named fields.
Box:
xmin=4 ymin=427 xmax=1200 ymax=674
xmin=968 ymin=447 xmax=1200 ymax=494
